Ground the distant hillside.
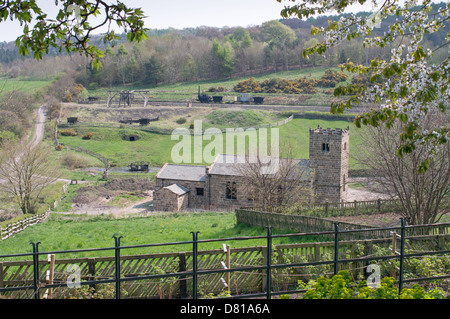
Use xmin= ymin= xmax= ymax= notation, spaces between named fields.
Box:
xmin=0 ymin=2 xmax=447 ymax=88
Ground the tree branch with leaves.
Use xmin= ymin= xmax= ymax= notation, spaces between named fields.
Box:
xmin=279 ymin=0 xmax=449 ymax=171
xmin=0 ymin=0 xmax=148 ymax=69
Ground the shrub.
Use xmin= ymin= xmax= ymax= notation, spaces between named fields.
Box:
xmin=233 ymin=71 xmax=348 ymax=94
xmin=55 ymin=143 xmax=64 ymax=151
xmin=58 ymin=129 xmax=77 ymax=136
xmin=233 ymin=77 xmax=261 ymax=93
xmin=317 ymin=78 xmax=338 ymax=88
xmin=48 ymin=102 xmax=62 ymax=120
xmin=62 ymin=153 xmax=89 ymax=170
xmin=351 ymin=73 xmax=382 ymax=86
xmin=176 ymin=117 xmax=187 ymax=124
xmin=208 ymin=86 xmax=226 ymax=92
xmin=82 ymin=132 xmax=93 ymax=140
xmin=299 ymin=83 xmax=318 ymax=94
xmin=297 ymin=270 xmax=448 ymax=299
xmin=52 ymin=283 xmax=128 ymax=299
xmin=0 ymin=130 xmax=17 ymax=145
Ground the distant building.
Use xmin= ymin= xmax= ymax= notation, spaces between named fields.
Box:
xmin=153 ymin=126 xmax=349 ymax=211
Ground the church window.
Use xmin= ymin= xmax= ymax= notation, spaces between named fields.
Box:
xmin=226 ymin=181 xmax=237 ymax=200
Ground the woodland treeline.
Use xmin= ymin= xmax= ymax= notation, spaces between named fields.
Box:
xmin=0 ymin=3 xmax=447 ymax=89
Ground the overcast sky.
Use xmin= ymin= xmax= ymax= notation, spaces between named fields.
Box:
xmin=0 ymin=0 xmax=374 ymax=43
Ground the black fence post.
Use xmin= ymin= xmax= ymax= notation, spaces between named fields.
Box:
xmin=266 ymin=227 xmax=272 ymax=299
xmin=398 ymin=218 xmax=406 ymax=294
xmin=113 ymin=235 xmax=122 ymax=299
xmin=30 ymin=241 xmax=41 ymax=300
xmin=191 ymin=231 xmax=200 ymax=299
xmin=334 ymin=223 xmax=339 ymax=275
xmin=179 ymin=253 xmax=187 ymax=299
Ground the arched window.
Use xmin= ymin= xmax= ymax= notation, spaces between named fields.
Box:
xmin=226 ymin=182 xmax=231 ymax=199
xmin=226 ymin=181 xmax=237 ymax=200
xmin=231 ymin=182 xmax=237 ymax=200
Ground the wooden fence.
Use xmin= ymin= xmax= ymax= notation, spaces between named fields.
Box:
xmin=1 ymin=230 xmax=448 ymax=299
xmin=236 ymin=209 xmax=382 ymax=240
xmin=241 ymin=198 xmax=399 ymax=217
xmin=235 ymin=209 xmax=450 ymax=240
xmin=0 ymin=211 xmax=50 ymax=241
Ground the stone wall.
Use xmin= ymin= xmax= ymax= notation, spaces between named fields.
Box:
xmin=207 ymin=174 xmax=255 ymax=211
xmin=309 ymin=126 xmax=349 ymax=203
xmin=153 ymin=187 xmax=188 ymax=212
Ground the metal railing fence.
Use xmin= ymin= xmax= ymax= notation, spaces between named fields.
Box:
xmin=0 ymin=218 xmax=449 ymax=299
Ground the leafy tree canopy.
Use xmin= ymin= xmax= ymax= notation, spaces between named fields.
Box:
xmin=278 ymin=0 xmax=449 ymax=171
xmin=0 ymin=0 xmax=148 ymax=69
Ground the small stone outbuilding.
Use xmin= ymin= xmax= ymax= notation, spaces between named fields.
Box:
xmin=153 ymin=184 xmax=189 ymax=212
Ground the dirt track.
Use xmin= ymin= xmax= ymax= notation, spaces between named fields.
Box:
xmin=29 ymin=104 xmax=48 ymax=149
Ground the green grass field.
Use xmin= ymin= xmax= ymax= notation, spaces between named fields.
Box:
xmin=56 ymin=116 xmax=361 ymax=169
xmin=0 ymin=212 xmax=327 ymax=258
xmin=0 ymin=77 xmax=51 ymax=97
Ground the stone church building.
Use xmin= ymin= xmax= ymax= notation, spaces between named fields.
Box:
xmin=153 ymin=125 xmax=350 ymax=212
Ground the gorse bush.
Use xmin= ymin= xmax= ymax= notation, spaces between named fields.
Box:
xmin=58 ymin=128 xmax=77 ymax=136
xmin=233 ymin=70 xmax=348 ymax=94
xmin=82 ymin=132 xmax=94 ymax=140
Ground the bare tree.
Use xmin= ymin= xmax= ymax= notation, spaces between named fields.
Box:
xmin=355 ymin=112 xmax=449 ymax=225
xmin=235 ymin=148 xmax=312 ymax=212
xmin=0 ymin=142 xmax=58 ymax=215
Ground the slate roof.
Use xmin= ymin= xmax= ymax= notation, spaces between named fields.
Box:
xmin=163 ymin=184 xmax=190 ymax=195
xmin=156 ymin=155 xmax=312 ymax=182
xmin=209 ymin=154 xmax=312 ymax=180
xmin=156 ymin=163 xmax=206 ymax=182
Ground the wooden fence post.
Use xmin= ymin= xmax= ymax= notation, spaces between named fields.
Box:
xmin=88 ymin=258 xmax=96 ymax=290
xmin=363 ymin=240 xmax=373 ymax=280
xmin=0 ymin=262 xmax=4 ymax=290
xmin=226 ymin=245 xmax=231 ymax=290
xmin=391 ymin=232 xmax=398 ymax=278
xmin=392 ymin=232 xmax=398 ymax=254
xmin=44 ymin=254 xmax=55 ymax=299
xmin=314 ymin=243 xmax=320 ymax=261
